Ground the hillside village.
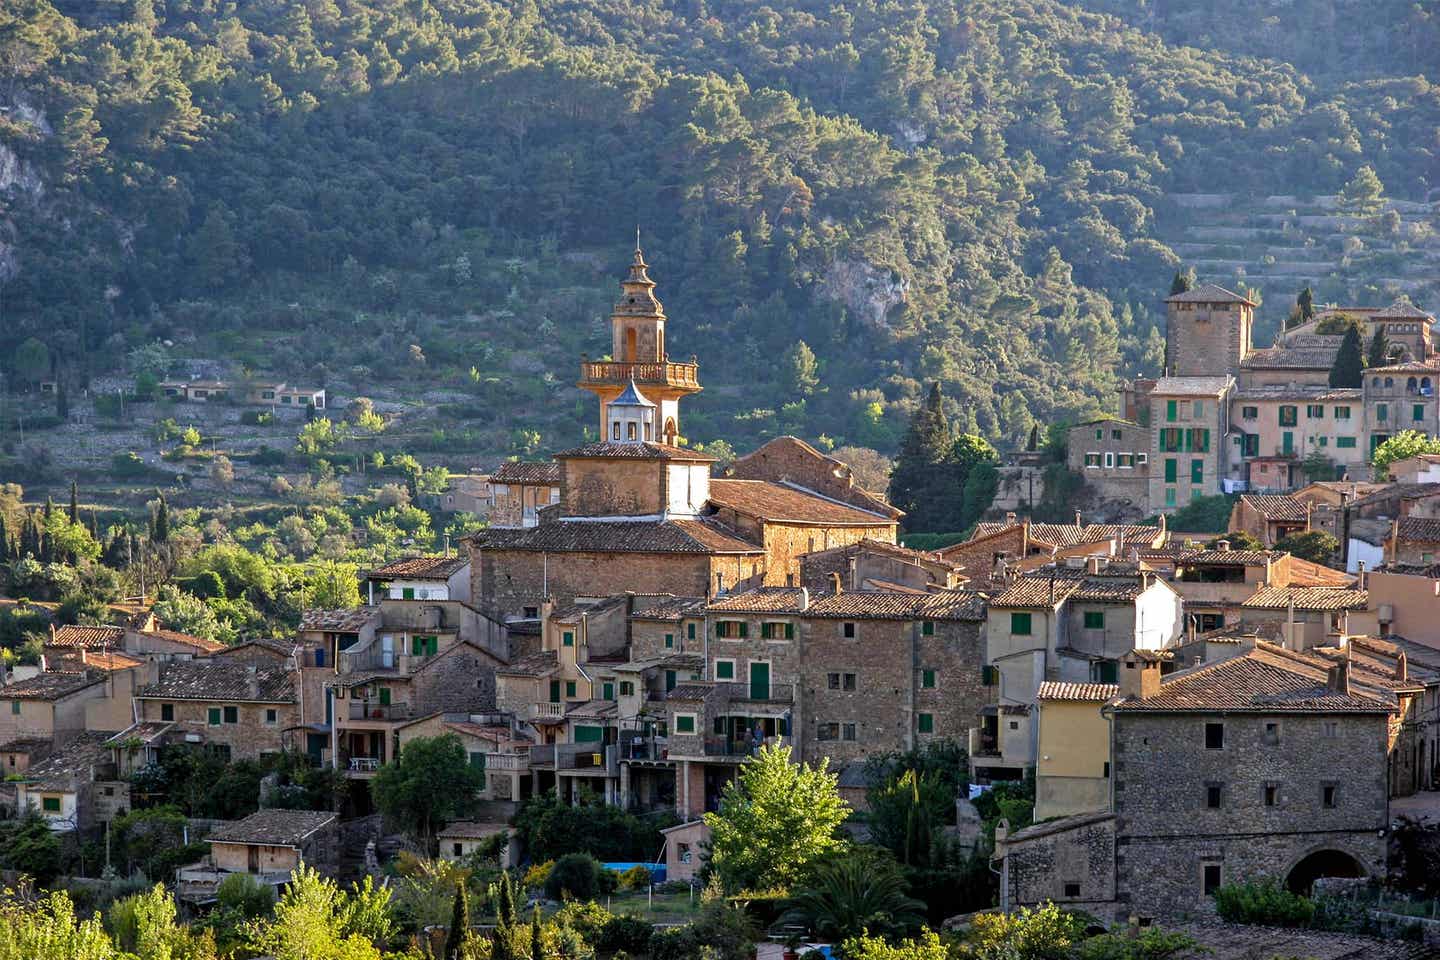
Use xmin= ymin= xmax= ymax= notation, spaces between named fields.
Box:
xmin=7 ymin=245 xmax=1440 ymax=956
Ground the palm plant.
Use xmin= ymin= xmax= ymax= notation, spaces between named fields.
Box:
xmin=781 ymin=849 xmax=926 ymax=942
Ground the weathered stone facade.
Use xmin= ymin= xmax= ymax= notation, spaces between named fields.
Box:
xmin=1068 ymin=419 xmax=1151 ymax=507
xmin=1001 ymin=812 xmax=1117 ymax=913
xmin=1164 ymin=287 xmax=1255 ymax=379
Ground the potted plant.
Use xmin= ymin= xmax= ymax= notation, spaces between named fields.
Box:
xmin=782 ymin=932 xmax=804 ymax=960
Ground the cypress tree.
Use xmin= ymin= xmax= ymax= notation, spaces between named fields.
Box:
xmin=0 ymin=513 xmax=8 ymax=559
xmin=153 ymin=495 xmax=170 ymax=543
xmin=529 ymin=905 xmax=544 ymax=960
xmin=1330 ymin=325 xmax=1364 ymax=388
xmin=1169 ymin=269 xmax=1193 ymax=296
xmin=42 ymin=496 xmax=53 ymax=522
xmin=69 ymin=480 xmax=79 ymax=523
xmin=1297 ymin=286 xmax=1315 ymax=323
xmin=888 ymin=382 xmax=952 ymax=532
xmin=444 ymin=882 xmax=469 ymax=960
xmin=55 ymin=386 xmax=68 ymax=420
xmin=1367 ymin=327 xmax=1390 ymax=368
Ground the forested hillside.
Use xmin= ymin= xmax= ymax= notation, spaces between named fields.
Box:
xmin=1 ymin=0 xmax=1436 ymax=460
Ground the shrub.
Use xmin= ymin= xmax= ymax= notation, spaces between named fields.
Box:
xmin=1214 ymin=878 xmax=1315 ymax=927
xmin=597 ymin=914 xmax=654 ymax=953
xmin=649 ymin=903 xmax=755 ymax=960
xmin=545 ymin=854 xmax=604 ymax=901
xmin=618 ymin=864 xmax=651 ymax=891
xmin=216 ymin=872 xmax=276 ymax=918
xmin=523 ymin=859 xmax=554 ymax=891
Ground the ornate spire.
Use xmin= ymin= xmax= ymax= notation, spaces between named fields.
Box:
xmin=616 ymin=232 xmax=663 ymax=317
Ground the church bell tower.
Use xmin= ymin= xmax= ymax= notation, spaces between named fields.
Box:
xmin=578 ymin=238 xmax=702 ymax=445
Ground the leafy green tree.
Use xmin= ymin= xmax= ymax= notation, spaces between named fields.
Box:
xmin=1367 ymin=327 xmax=1391 ymax=367
xmin=12 ymin=337 xmax=50 ymax=388
xmin=372 ymin=734 xmax=484 ymax=844
xmin=544 ymin=853 xmax=604 ymax=901
xmin=0 ymin=888 xmax=114 ymax=960
xmin=307 ymin=561 xmax=361 ymax=610
xmin=867 ymin=769 xmax=949 ymax=867
xmin=954 ymin=902 xmax=1083 ymax=959
xmin=839 ymin=927 xmax=950 ymax=960
xmin=1074 ymin=928 xmax=1199 ymax=960
xmin=782 ymin=847 xmax=926 ymax=941
xmin=1329 ymin=324 xmax=1364 ymax=387
xmin=242 ymin=866 xmax=392 ymax=960
xmin=151 ymin=495 xmax=170 ymax=543
xmin=704 ymin=743 xmax=849 ymax=893
xmin=1372 ymin=430 xmax=1440 ymax=480
xmin=783 ymin=340 xmax=820 ymax=397
xmin=1274 ymin=529 xmax=1339 ymax=564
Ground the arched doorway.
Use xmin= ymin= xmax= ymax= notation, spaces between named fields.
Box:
xmin=1286 ymin=848 xmax=1367 ymax=895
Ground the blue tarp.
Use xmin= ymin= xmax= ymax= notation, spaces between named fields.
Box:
xmin=602 ymin=861 xmax=667 ymax=883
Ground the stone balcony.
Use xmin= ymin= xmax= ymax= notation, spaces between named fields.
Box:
xmin=578 ymin=358 xmax=701 ymax=391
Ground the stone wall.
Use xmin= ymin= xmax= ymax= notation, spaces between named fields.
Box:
xmin=136 ymin=698 xmax=296 ymax=759
xmin=473 ymin=547 xmax=713 ymax=617
xmin=562 ymin=458 xmax=665 ymax=517
xmin=412 ymin=643 xmax=501 ymax=715
xmin=728 ymin=436 xmax=898 ymax=519
xmin=1167 ymin=301 xmax=1251 ymax=378
xmin=1004 ymin=814 xmax=1117 ymax=914
xmin=1113 ymin=710 xmax=1389 ymax=919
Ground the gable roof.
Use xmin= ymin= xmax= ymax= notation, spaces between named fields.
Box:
xmin=708 ymin=588 xmax=809 ymax=614
xmin=472 ymin=518 xmax=762 ymax=555
xmin=1395 ymin=517 xmax=1440 ymax=543
xmin=299 ymin=606 xmax=379 ymax=633
xmin=1373 ymin=299 xmax=1434 ymax=321
xmin=47 ymin=625 xmax=124 ymax=649
xmin=1164 ymin=283 xmax=1256 ymax=306
xmin=554 ymin=441 xmax=713 ymax=461
xmin=726 ymin=435 xmax=902 ymax=520
xmin=208 ymin=809 xmax=336 ymax=847
xmin=1239 ymin=494 xmax=1310 ymax=522
xmin=805 ymin=589 xmax=987 ymax=621
xmin=1240 ymin=586 xmax=1369 ymax=611
xmin=490 ymin=461 xmax=561 ymax=485
xmin=708 ymin=479 xmax=894 ymax=525
xmin=1150 ymin=376 xmax=1234 ymax=396
xmin=2 ymin=671 xmax=105 ymax=701
xmin=136 ymin=661 xmax=295 ymax=703
xmin=369 ymin=554 xmax=468 ymax=581
xmin=628 ymin=595 xmax=708 ymax=621
xmin=988 ymin=577 xmax=1081 ymax=608
xmin=1111 ymin=647 xmax=1392 ymax=714
xmin=1037 ymin=681 xmax=1118 ymax=702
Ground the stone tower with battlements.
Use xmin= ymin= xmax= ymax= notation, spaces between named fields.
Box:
xmin=1164 ymin=283 xmax=1257 ymax=378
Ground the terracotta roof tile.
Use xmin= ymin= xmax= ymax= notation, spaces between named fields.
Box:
xmin=1396 ymin=517 xmax=1440 ymax=543
xmin=1179 ymin=549 xmax=1285 ymax=566
xmin=2 ymin=671 xmax=104 ymax=701
xmin=1373 ymin=299 xmax=1435 ymax=321
xmin=1240 ymin=586 xmax=1368 ymax=611
xmin=1164 ymin=283 xmax=1255 ymax=305
xmin=208 ymin=809 xmax=336 ymax=846
xmin=1037 ymin=681 xmax=1118 ymax=702
xmin=554 ymin=441 xmax=714 ymax=461
xmin=299 ymin=606 xmax=379 ymax=632
xmin=1239 ymin=494 xmax=1311 ymax=521
xmin=987 ymin=578 xmax=1081 ymax=608
xmin=21 ymin=733 xmax=113 ymax=791
xmin=474 ymin=519 xmax=762 ymax=555
xmin=490 ymin=461 xmax=561 ymax=485
xmin=667 ymin=683 xmax=715 ymax=701
xmin=48 ymin=625 xmax=124 ymax=649
xmin=496 ymin=651 xmax=558 ymax=677
xmin=143 ymin=629 xmax=225 ymax=653
xmin=708 ymin=588 xmax=809 ymax=614
xmin=804 ymin=589 xmax=987 ymax=621
xmin=708 ymin=479 xmax=894 ymax=525
xmin=1150 ymin=376 xmax=1234 ymax=396
xmin=136 ymin=661 xmax=295 ymax=703
xmin=369 ymin=554 xmax=468 ymax=580
xmin=1112 ymin=649 xmax=1392 ymax=714
xmin=1239 ymin=346 xmax=1340 ymax=370
xmin=628 ymin=595 xmax=707 ymax=620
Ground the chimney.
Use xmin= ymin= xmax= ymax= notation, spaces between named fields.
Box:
xmin=714 ymin=572 xmax=727 ymax=597
xmin=1328 ymin=657 xmax=1351 ymax=695
xmin=798 ymin=587 xmax=810 ymax=612
xmin=1187 ymin=614 xmax=1197 ymax=645
xmin=1396 ymin=650 xmax=1409 ymax=682
xmin=79 ymin=648 xmax=88 ymax=666
xmin=1075 ymin=509 xmax=1083 ymax=529
xmin=1215 ymin=539 xmax=1231 ymax=552
xmin=247 ymin=663 xmax=260 ymax=700
xmin=539 ymin=596 xmax=555 ymax=635
xmin=829 ymin=572 xmax=843 ymax=596
xmin=1118 ymin=653 xmax=1161 ymax=700
xmin=1356 ymin=561 xmax=1367 ymax=591
xmin=1006 ymin=512 xmax=1017 ymax=526
xmin=846 ymin=556 xmax=859 ymax=592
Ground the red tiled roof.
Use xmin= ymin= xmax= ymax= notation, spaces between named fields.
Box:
xmin=987 ymin=578 xmax=1080 ymax=608
xmin=48 ymin=625 xmax=124 ymax=649
xmin=1239 ymin=494 xmax=1310 ymax=522
xmin=1112 ymin=648 xmax=1392 ymax=714
xmin=1164 ymin=283 xmax=1256 ymax=306
xmin=1241 ymin=586 xmax=1368 ymax=611
xmin=708 ymin=479 xmax=894 ymax=525
xmin=708 ymin=588 xmax=809 ymax=614
xmin=1037 ymin=682 xmax=1118 ymax=702
xmin=299 ymin=606 xmax=379 ymax=632
xmin=369 ymin=554 xmax=468 ymax=580
xmin=474 ymin=519 xmax=762 ymax=555
xmin=143 ymin=628 xmax=225 ymax=653
xmin=1396 ymin=517 xmax=1440 ymax=543
xmin=490 ymin=461 xmax=561 ymax=485
xmin=554 ymin=442 xmax=714 ymax=461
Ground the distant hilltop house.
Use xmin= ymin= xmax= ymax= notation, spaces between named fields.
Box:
xmin=157 ymin=378 xmax=326 ymax=410
xmin=1074 ymin=287 xmax=1438 ymax=514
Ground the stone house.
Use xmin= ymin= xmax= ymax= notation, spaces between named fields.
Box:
xmin=187 ymin=809 xmax=338 ymax=894
xmin=1229 ymin=387 xmax=1364 ymax=491
xmin=660 ymin=820 xmax=708 ymax=884
xmin=437 ymin=820 xmax=510 ymax=862
xmin=396 ymin=712 xmax=525 ymax=801
xmin=1067 ymin=417 xmax=1150 ymax=506
xmin=1364 ymin=361 xmax=1440 ymax=454
xmin=1148 ymin=375 xmax=1233 ymax=514
xmin=1033 ymin=681 xmax=1117 ymax=820
xmin=1170 ymin=546 xmax=1296 ymax=632
xmin=1368 ymin=300 xmax=1436 ymax=362
xmin=799 ymin=538 xmax=966 ymax=593
xmin=1228 ymin=494 xmax=1312 ymax=547
xmin=487 ymin=461 xmax=562 ymax=529
xmin=133 ymin=661 xmax=299 ymax=762
xmin=1385 ymin=453 xmax=1440 ymax=484
xmin=47 ymin=623 xmax=224 ymax=660
xmin=1292 ymin=481 xmax=1387 ymax=543
xmin=1236 ymin=586 xmax=1375 ymax=646
xmin=0 ymin=671 xmax=108 ymax=745
xmin=13 ymin=732 xmax=126 ymax=832
xmin=365 ymin=554 xmax=470 ymax=603
xmin=434 ymin=473 xmax=494 ymax=515
xmin=996 ymin=811 xmax=1117 ymax=914
xmin=1163 ymin=284 xmax=1256 ymax=379
xmin=1385 ymin=517 xmax=1440 ymax=566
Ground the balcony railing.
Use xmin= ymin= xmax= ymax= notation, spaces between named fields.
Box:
xmin=701 ymin=735 xmax=789 ymax=757
xmin=484 ymin=752 xmax=530 ymax=772
xmin=531 ymin=702 xmax=566 ymax=720
xmin=346 ymin=701 xmax=413 ymax=722
xmin=718 ymin=682 xmax=794 ymax=703
xmin=529 ymin=744 xmax=556 ymax=766
xmin=620 ymin=735 xmax=669 ymax=761
xmin=348 ymin=757 xmax=382 ymax=773
xmin=579 ymin=359 xmax=700 ymax=389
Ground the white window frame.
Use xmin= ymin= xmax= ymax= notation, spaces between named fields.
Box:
xmin=673 ymin=712 xmax=698 ymax=735
xmin=1104 ymin=452 xmax=1115 ymax=468
xmin=713 ymin=658 xmax=736 ymax=682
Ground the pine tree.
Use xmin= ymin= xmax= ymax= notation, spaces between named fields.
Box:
xmin=1367 ymin=327 xmax=1390 ymax=368
xmin=153 ymin=494 xmax=170 ymax=543
xmin=529 ymin=905 xmax=544 ymax=960
xmin=55 ymin=386 xmax=68 ymax=420
xmin=888 ymin=382 xmax=952 ymax=532
xmin=444 ymin=882 xmax=470 ymax=960
xmin=1169 ymin=269 xmax=1194 ymax=296
xmin=1330 ymin=325 xmax=1364 ymax=388
xmin=69 ymin=480 xmax=79 ymax=523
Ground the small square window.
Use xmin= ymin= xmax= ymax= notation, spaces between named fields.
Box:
xmin=828 ymin=672 xmax=840 ymax=690
xmin=265 ymin=708 xmax=278 ymax=724
xmin=844 ymin=673 xmax=856 ymax=691
xmin=1203 ymin=864 xmax=1222 ymax=896
xmin=664 ymin=633 xmax=674 ymax=649
xmin=675 ymin=714 xmax=696 ymax=734
xmin=917 ymin=713 xmax=934 ymax=734
xmin=1322 ymin=721 xmax=1339 ymax=739
xmin=842 ymin=622 xmax=856 ymax=639
xmin=41 ymin=797 xmax=60 ymax=813
xmin=921 ymin=621 xmax=934 ymax=636
xmin=922 ymin=669 xmax=936 ymax=689
xmin=1206 ymin=784 xmax=1223 ymax=809
xmin=1064 ymin=882 xmax=1081 ymax=898
xmin=1263 ymin=721 xmax=1279 ymax=746
xmin=1083 ymin=611 xmax=1104 ymax=630
xmin=1205 ymin=722 xmax=1224 ymax=749
xmin=841 ymin=723 xmax=857 ymax=741
xmin=161 ymin=704 xmax=174 ymax=722
xmin=715 ymin=661 xmax=734 ymax=680
xmin=223 ymin=706 xmax=238 ymax=724
xmin=563 ymin=631 xmax=574 ymax=647
xmin=1264 ymin=784 xmax=1278 ymax=807
xmin=565 ymin=680 xmax=577 ymax=698
xmin=208 ymin=707 xmax=222 ymax=726
xmin=1010 ymin=612 xmax=1032 ymax=636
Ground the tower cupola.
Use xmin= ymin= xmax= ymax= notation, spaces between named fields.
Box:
xmin=608 ymin=379 xmax=657 ymax=444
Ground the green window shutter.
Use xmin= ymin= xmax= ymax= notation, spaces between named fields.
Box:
xmin=665 ymin=670 xmax=676 ymax=691
xmin=917 ymin=713 xmax=934 ymax=734
xmin=713 ymin=717 xmax=725 ymax=735
xmin=549 ymin=680 xmax=561 ymax=703
xmin=714 ymin=621 xmax=722 ymax=638
xmin=41 ymin=797 xmax=60 ymax=812
xmin=716 ymin=661 xmax=734 ymax=679
xmin=574 ymin=725 xmax=603 ymax=743
xmin=402 ymin=587 xmax=414 ymax=600
xmin=922 ymin=620 xmax=934 ymax=636
xmin=1166 ymin=400 xmax=1177 ymax=422
xmin=982 ymin=665 xmax=997 ymax=685
xmin=664 ymin=633 xmax=674 ymax=648
xmin=563 ymin=631 xmax=574 ymax=647
xmin=1010 ymin=612 xmax=1032 ymax=635
xmin=1191 ymin=459 xmax=1204 ymax=484
xmin=411 ymin=636 xmax=422 ymax=656
xmin=1416 ymin=404 xmax=1425 ymax=422
xmin=379 ymin=687 xmax=391 ymax=706
xmin=688 ymin=623 xmax=696 ymax=640
xmin=785 ymin=622 xmax=794 ymax=640
xmin=922 ymin=669 xmax=936 ymax=689
xmin=602 ymin=682 xmax=614 ymax=701
xmin=1337 ymin=437 xmax=1356 ymax=448
xmin=676 ymin=715 xmax=696 ymax=734
xmin=469 ymin=751 xmax=486 ymax=768
xmin=208 ymin=708 xmax=221 ymax=726
xmin=565 ymin=680 xmax=576 ymax=698
xmin=1083 ymin=611 xmax=1104 ymax=629
xmin=738 ymin=622 xmax=748 ymax=638
xmin=1164 ymin=458 xmax=1177 ymax=483
xmin=1379 ymin=403 xmax=1388 ymax=421
xmin=9 ymin=701 xmax=18 ymax=715
xmin=224 ymin=705 xmax=238 ymax=724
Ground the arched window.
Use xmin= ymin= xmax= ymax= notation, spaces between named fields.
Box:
xmin=1408 ymin=377 xmax=1418 ymax=393
xmin=1373 ymin=377 xmax=1381 ymax=387
xmin=1386 ymin=377 xmax=1395 ymax=388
